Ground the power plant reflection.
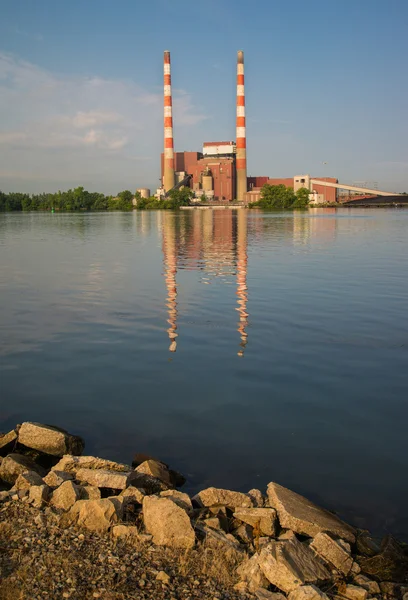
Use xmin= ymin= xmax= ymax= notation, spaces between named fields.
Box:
xmin=161 ymin=209 xmax=249 ymax=356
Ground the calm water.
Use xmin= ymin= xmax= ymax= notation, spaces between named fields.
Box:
xmin=1 ymin=209 xmax=407 ymax=539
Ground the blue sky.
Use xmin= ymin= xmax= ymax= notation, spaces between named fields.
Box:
xmin=0 ymin=0 xmax=407 ymax=194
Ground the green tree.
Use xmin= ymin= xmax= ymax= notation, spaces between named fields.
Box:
xmin=166 ymin=187 xmax=193 ymax=208
xmin=292 ymin=187 xmax=310 ymax=208
xmin=251 ymin=184 xmax=296 ymax=209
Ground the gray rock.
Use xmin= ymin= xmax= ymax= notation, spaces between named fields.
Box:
xmin=51 ymin=480 xmax=81 ymax=511
xmin=310 ymin=532 xmax=353 ymax=575
xmin=80 ymin=484 xmax=101 ymax=500
xmin=143 ymin=495 xmax=195 ymax=549
xmin=288 ymin=585 xmax=329 ymax=600
xmin=0 ymin=429 xmax=18 ymax=454
xmin=0 ymin=453 xmax=45 ymax=484
xmin=52 ymin=455 xmax=131 ymax=473
xmin=339 ymin=585 xmax=368 ymax=600
xmin=233 ymin=523 xmax=253 ymax=543
xmin=353 ymin=575 xmax=380 ymax=595
xmin=193 ymin=487 xmax=253 ymax=509
xmin=258 ymin=535 xmax=331 ymax=593
xmin=248 ymin=488 xmax=265 ymax=507
xmin=356 ymin=532 xmax=381 ymax=557
xmin=203 ymin=517 xmax=222 ymax=530
xmin=255 ymin=591 xmax=286 ymax=600
xmin=160 ymin=489 xmax=192 ymax=512
xmin=112 ymin=524 xmax=139 ymax=543
xmin=43 ymin=470 xmax=74 ymax=488
xmin=233 ymin=507 xmax=277 ymax=536
xmin=28 ymin=484 xmax=50 ymax=508
xmin=0 ymin=491 xmax=10 ymax=502
xmin=196 ymin=523 xmax=243 ymax=551
xmin=18 ymin=422 xmax=84 ymax=457
xmin=358 ymin=536 xmax=408 ymax=582
xmin=136 ymin=460 xmax=172 ymax=486
xmin=68 ymin=498 xmax=122 ymax=532
xmin=380 ymin=582 xmax=405 ymax=598
xmin=75 ymin=468 xmax=130 ymax=490
xmin=12 ymin=470 xmax=44 ymax=491
xmin=236 ymin=554 xmax=270 ymax=593
xmin=119 ymin=486 xmax=145 ymax=504
xmin=267 ymin=482 xmax=356 ymax=543
xmin=127 ymin=471 xmax=170 ymax=494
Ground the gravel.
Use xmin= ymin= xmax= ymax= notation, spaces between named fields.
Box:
xmin=0 ymin=499 xmax=248 ymax=600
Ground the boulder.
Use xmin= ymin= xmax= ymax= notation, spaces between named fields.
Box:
xmin=237 ymin=554 xmax=270 ymax=593
xmin=80 ymin=485 xmax=101 ymax=500
xmin=248 ymin=489 xmax=265 ymax=507
xmin=255 ymin=591 xmax=286 ymax=600
xmin=135 ymin=460 xmax=172 ymax=486
xmin=358 ymin=536 xmax=408 ymax=582
xmin=12 ymin=471 xmax=44 ymax=491
xmin=353 ymin=575 xmax=380 ymax=596
xmin=355 ymin=532 xmax=380 ymax=557
xmin=0 ymin=453 xmax=45 ymax=484
xmin=75 ymin=468 xmax=130 ymax=490
xmin=339 ymin=585 xmax=368 ymax=600
xmin=28 ymin=484 xmax=50 ymax=508
xmin=204 ymin=517 xmax=222 ymax=530
xmin=288 ymin=585 xmax=329 ymax=600
xmin=112 ymin=525 xmax=139 ymax=543
xmin=380 ymin=582 xmax=405 ymax=598
xmin=0 ymin=429 xmax=18 ymax=455
xmin=143 ymin=495 xmax=195 ymax=549
xmin=0 ymin=491 xmax=10 ymax=502
xmin=258 ymin=536 xmax=331 ymax=593
xmin=310 ymin=532 xmax=353 ymax=576
xmin=233 ymin=523 xmax=254 ymax=544
xmin=18 ymin=422 xmax=84 ymax=457
xmin=127 ymin=471 xmax=170 ymax=494
xmin=267 ymin=483 xmax=356 ymax=543
xmin=119 ymin=486 xmax=145 ymax=504
xmin=69 ymin=498 xmax=122 ymax=532
xmin=193 ymin=487 xmax=253 ymax=509
xmin=160 ymin=490 xmax=192 ymax=512
xmin=51 ymin=480 xmax=81 ymax=511
xmin=43 ymin=470 xmax=74 ymax=488
xmin=52 ymin=455 xmax=130 ymax=473
xmin=233 ymin=508 xmax=277 ymax=537
xmin=196 ymin=523 xmax=243 ymax=551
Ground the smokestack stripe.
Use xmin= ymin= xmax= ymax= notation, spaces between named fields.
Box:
xmin=236 ymin=50 xmax=247 ymax=200
xmin=163 ymin=51 xmax=175 ymax=191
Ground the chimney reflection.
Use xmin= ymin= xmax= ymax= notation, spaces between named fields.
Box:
xmin=236 ymin=209 xmax=249 ymax=356
xmin=162 ymin=213 xmax=178 ymax=352
xmin=161 ymin=208 xmax=250 ymax=356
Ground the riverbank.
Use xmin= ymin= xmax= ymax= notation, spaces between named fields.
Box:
xmin=1 ymin=422 xmax=407 ymax=600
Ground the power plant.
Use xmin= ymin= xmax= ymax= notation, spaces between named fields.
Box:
xmin=157 ymin=50 xmax=400 ymax=204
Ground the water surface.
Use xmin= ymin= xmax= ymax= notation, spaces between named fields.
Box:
xmin=1 ymin=208 xmax=407 ymax=539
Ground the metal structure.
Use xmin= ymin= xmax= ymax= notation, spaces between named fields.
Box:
xmin=236 ymin=50 xmax=247 ymax=201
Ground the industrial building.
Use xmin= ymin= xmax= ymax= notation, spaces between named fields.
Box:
xmin=159 ymin=50 xmax=339 ymax=203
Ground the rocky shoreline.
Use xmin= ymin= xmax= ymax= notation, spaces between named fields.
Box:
xmin=0 ymin=422 xmax=407 ymax=600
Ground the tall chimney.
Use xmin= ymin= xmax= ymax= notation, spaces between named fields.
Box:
xmin=236 ymin=50 xmax=247 ymax=201
xmin=163 ymin=50 xmax=175 ymax=193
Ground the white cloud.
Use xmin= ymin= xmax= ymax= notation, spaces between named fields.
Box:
xmin=0 ymin=52 xmax=207 ymax=192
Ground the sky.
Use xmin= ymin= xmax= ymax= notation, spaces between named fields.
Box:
xmin=0 ymin=0 xmax=407 ymax=194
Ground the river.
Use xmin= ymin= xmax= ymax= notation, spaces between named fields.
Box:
xmin=0 ymin=208 xmax=407 ymax=539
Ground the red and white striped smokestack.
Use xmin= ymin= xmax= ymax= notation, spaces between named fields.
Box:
xmin=236 ymin=50 xmax=247 ymax=201
xmin=163 ymin=50 xmax=175 ymax=193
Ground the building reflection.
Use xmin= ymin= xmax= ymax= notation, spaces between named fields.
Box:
xmin=161 ymin=209 xmax=249 ymax=356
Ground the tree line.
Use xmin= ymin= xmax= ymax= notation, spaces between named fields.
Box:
xmin=0 ymin=187 xmax=193 ymax=212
